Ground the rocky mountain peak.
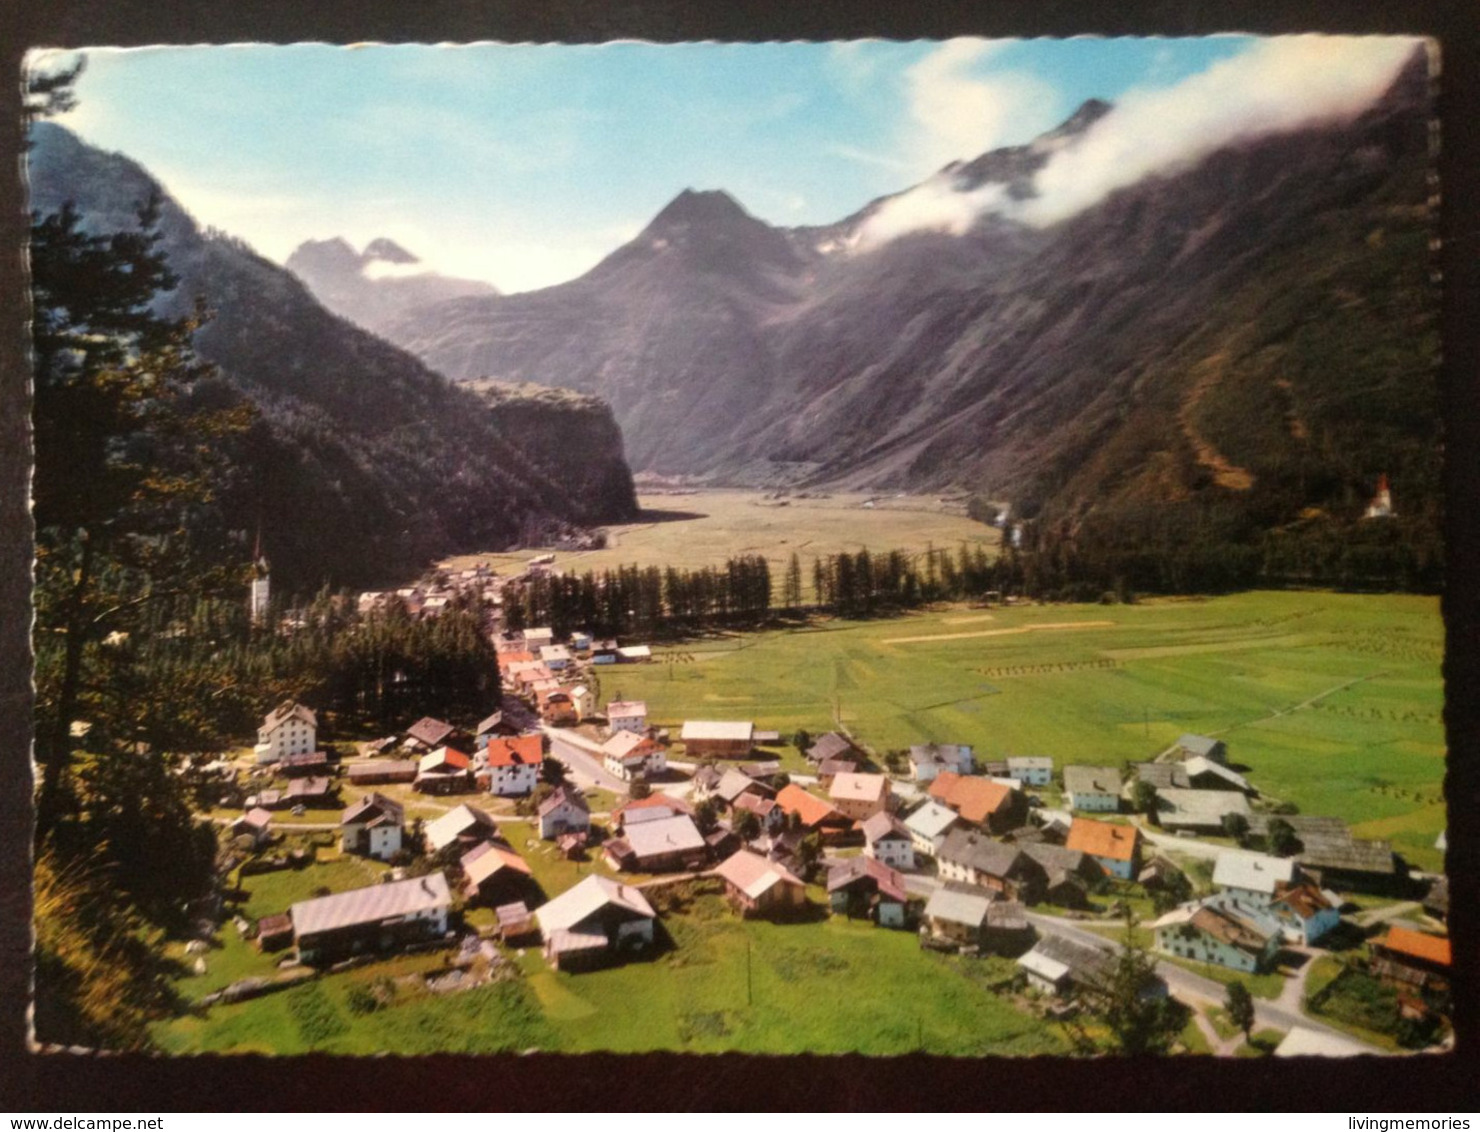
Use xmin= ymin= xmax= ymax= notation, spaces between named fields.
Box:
xmin=362 ymin=237 xmax=418 ymax=265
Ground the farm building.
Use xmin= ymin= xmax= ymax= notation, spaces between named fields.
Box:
xmin=405 ymin=717 xmax=459 ymax=751
xmin=415 ymin=747 xmax=474 ymax=794
xmin=604 ymin=813 xmax=707 ymax=873
xmin=1177 ymin=734 xmax=1228 ymax=765
xmin=936 ymin=829 xmax=1045 ymax=904
xmin=827 ymin=855 xmax=911 ymax=927
xmin=1155 ymin=787 xmax=1251 ymax=833
xmin=1017 ymin=935 xmax=1120 ymax=1002
xmin=1369 ymin=926 xmax=1451 ymax=998
xmin=715 ymin=849 xmax=807 ymax=919
xmin=921 ymin=883 xmax=993 ymax=949
xmin=291 ymin=873 xmax=451 ymax=965
xmin=461 ymin=840 xmax=534 ymax=906
xmin=806 ymin=732 xmax=855 ymax=764
xmin=347 ymin=759 xmax=418 ymax=786
xmin=281 ymin=750 xmax=331 ymax=778
xmin=536 ymin=875 xmax=657 ymax=972
xmin=681 ymin=720 xmax=755 ymax=759
xmin=424 ymin=803 xmax=500 ymax=854
xmin=230 ymin=808 xmax=273 ymax=847
xmin=774 ymin=784 xmax=853 ymax=841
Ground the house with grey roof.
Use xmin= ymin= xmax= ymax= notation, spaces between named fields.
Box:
xmin=1177 ymin=733 xmax=1228 ymax=765
xmin=291 ymin=873 xmax=451 ymax=964
xmin=937 ymin=828 xmax=1046 ymax=904
xmin=904 ymin=801 xmax=961 ymax=858
xmin=908 ymin=742 xmax=974 ymax=783
xmin=1006 ymin=756 xmax=1053 ymax=787
xmin=1155 ymin=787 xmax=1252 ymax=832
xmin=922 ymin=882 xmax=994 ymax=948
xmin=536 ymin=874 xmax=657 ymax=971
xmin=1063 ymin=765 xmax=1122 ymax=813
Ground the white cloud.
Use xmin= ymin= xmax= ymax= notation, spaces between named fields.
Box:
xmin=1016 ymin=35 xmax=1423 ymax=228
xmin=854 ymin=35 xmax=1424 ymax=250
xmin=852 ymin=177 xmax=1009 ymax=252
xmin=902 ymin=38 xmax=1058 ymax=173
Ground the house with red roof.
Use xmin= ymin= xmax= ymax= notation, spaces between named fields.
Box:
xmin=415 ymin=746 xmax=474 ymax=794
xmin=483 ymin=733 xmax=543 ymax=796
xmin=928 ymin=771 xmax=1028 ymax=835
xmin=1371 ymin=926 xmax=1451 ymax=998
xmin=775 ymin=784 xmax=853 ymax=841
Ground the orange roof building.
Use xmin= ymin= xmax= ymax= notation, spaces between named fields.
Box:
xmin=485 ymin=734 xmax=542 ymax=767
xmin=928 ymin=772 xmax=1024 ymax=833
xmin=1377 ymin=926 xmax=1451 ymax=968
xmin=1065 ymin=817 xmax=1141 ymax=879
xmin=776 ymin=784 xmax=849 ymax=832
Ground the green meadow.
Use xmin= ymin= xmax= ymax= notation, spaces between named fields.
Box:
xmin=154 ymin=894 xmax=1068 ymax=1056
xmin=602 ymin=591 xmax=1446 ymax=869
xmin=444 ymin=489 xmax=997 ymax=599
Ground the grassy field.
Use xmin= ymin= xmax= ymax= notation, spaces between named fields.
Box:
xmin=442 ymin=490 xmax=998 ymax=599
xmin=156 ymin=892 xmax=1069 ymax=1056
xmin=603 ymin=590 xmax=1445 ymax=870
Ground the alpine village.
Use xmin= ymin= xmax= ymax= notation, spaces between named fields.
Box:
xmin=26 ymin=44 xmax=1450 ymax=1059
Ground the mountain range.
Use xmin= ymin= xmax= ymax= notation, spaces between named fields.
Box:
xmin=364 ymin=50 xmax=1438 ymax=559
xmin=26 ymin=121 xmax=637 ymax=590
xmin=284 ymin=236 xmax=497 ymax=340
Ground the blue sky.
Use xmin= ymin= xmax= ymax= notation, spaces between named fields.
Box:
xmin=30 ymin=37 xmax=1419 ymax=292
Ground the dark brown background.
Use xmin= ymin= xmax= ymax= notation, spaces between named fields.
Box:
xmin=3 ymin=0 xmax=1476 ymax=1112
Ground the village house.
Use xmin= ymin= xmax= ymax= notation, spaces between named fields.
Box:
xmin=606 ymin=700 xmax=648 ymax=735
xmin=601 ymin=730 xmax=668 ymax=782
xmin=536 ymin=874 xmax=657 ymax=972
xmin=816 ymin=758 xmax=859 ymax=788
xmin=1153 ymin=899 xmax=1283 ymax=973
xmin=590 ymin=638 xmax=620 ymax=665
xmin=740 ymin=760 xmax=785 ymax=787
xmin=405 ymin=716 xmax=460 ymax=752
xmin=1021 ymin=843 xmax=1102 ymax=908
xmin=1062 ymin=765 xmax=1122 ymax=813
xmin=495 ymin=901 xmax=537 ymax=944
xmin=617 ymin=645 xmax=652 ymax=663
xmin=604 ymin=812 xmax=707 ymax=873
xmin=927 ymin=771 xmax=1028 ymax=835
xmin=472 ymin=711 xmax=507 ymax=749
xmin=714 ymin=767 xmax=771 ymax=809
xmin=904 ymin=801 xmax=961 ymax=858
xmin=1178 ymin=733 xmax=1229 ymax=765
xmin=1268 ymin=883 xmax=1342 ymax=945
xmin=733 ymin=790 xmax=784 ymax=833
xmin=415 ymin=746 xmax=474 ymax=794
xmin=347 ymin=759 xmax=418 ymax=787
xmin=1212 ymin=851 xmax=1299 ymax=910
xmin=424 ymin=803 xmax=500 ymax=855
xmin=908 ymin=742 xmax=974 ymax=783
xmin=482 ymin=734 xmax=542 ymax=796
xmin=460 ymin=840 xmax=534 ymax=907
xmin=715 ymin=848 xmax=808 ymax=919
xmin=690 ymin=765 xmax=724 ymax=800
xmin=569 ymin=630 xmax=593 ymax=653
xmin=522 ymin=626 xmax=555 ymax=651
xmin=828 ymin=772 xmax=891 ymax=823
xmin=1017 ymin=934 xmax=1121 ymax=1002
xmin=828 ymin=854 xmax=911 ymax=927
xmin=1369 ymin=926 xmax=1451 ymax=1001
xmin=681 ymin=720 xmax=755 ymax=760
xmin=1065 ymin=817 xmax=1141 ymax=880
xmin=1134 ymin=762 xmax=1190 ymax=791
xmin=538 ymin=786 xmax=591 ymax=840
xmin=921 ymin=883 xmax=993 ymax=949
xmin=537 ymin=687 xmax=579 ymax=726
xmin=806 ymin=731 xmax=856 ymax=764
xmin=1296 ymin=832 xmax=1403 ymax=895
xmin=339 ymin=792 xmax=404 ymax=860
xmin=774 ymin=784 xmax=853 ymax=842
xmin=230 ymin=807 xmax=273 ymax=848
xmin=254 ymin=701 xmax=317 ymax=764
xmin=937 ymin=828 xmax=1046 ymax=904
xmin=291 ymin=873 xmax=451 ymax=965
xmin=567 ymin=684 xmax=596 ymax=721
xmin=538 ymin=644 xmax=573 ymax=671
xmin=1006 ymin=756 xmax=1053 ymax=787
xmin=1155 ymin=787 xmax=1252 ymax=833
xmin=861 ymin=811 xmax=915 ymax=870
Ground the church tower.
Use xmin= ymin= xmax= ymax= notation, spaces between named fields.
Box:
xmin=250 ymin=528 xmax=270 ymax=622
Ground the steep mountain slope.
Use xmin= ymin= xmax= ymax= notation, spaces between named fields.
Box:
xmin=382 ymin=52 xmax=1437 ymax=565
xmin=285 ymin=236 xmax=497 ymax=340
xmin=27 ymin=123 xmax=638 ymax=589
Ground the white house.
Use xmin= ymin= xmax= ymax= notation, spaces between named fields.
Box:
xmin=536 ymin=874 xmax=657 ymax=971
xmin=601 ymin=730 xmax=667 ymax=782
xmin=522 ymin=627 xmax=555 ymax=651
xmin=484 ymin=735 xmax=542 ymax=797
xmin=537 ymin=786 xmax=591 ymax=840
xmin=861 ymin=812 xmax=915 ymax=870
xmin=567 ymin=685 xmax=596 ymax=721
xmin=1006 ymin=756 xmax=1054 ymax=787
xmin=339 ymin=792 xmax=404 ymax=861
xmin=904 ymin=801 xmax=961 ymax=858
xmin=1063 ymin=765 xmax=1121 ymax=812
xmin=908 ymin=743 xmax=974 ymax=782
xmin=539 ymin=644 xmax=573 ymax=671
xmin=254 ymin=701 xmax=316 ymax=764
xmin=1212 ymin=851 xmax=1299 ymax=910
xmin=1152 ymin=900 xmax=1282 ymax=974
xmin=606 ymin=700 xmax=648 ymax=735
